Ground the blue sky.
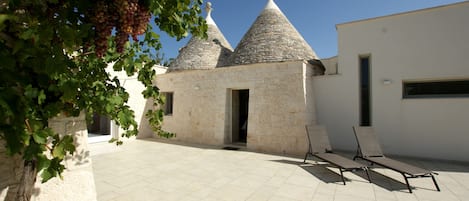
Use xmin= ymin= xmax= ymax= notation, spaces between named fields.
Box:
xmin=156 ymin=0 xmax=466 ymax=60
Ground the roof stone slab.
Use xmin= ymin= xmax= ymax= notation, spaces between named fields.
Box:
xmin=168 ymin=3 xmax=233 ymax=72
xmin=229 ymin=0 xmax=318 ymax=66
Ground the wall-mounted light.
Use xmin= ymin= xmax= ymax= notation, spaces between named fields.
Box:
xmin=194 ymin=85 xmax=200 ymax=90
xmin=382 ymin=79 xmax=392 ymax=85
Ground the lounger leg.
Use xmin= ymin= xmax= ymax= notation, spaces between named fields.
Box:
xmin=339 ymin=168 xmax=346 ymax=185
xmin=364 ymin=168 xmax=371 ymax=183
xmin=403 ymin=174 xmax=412 ymax=193
xmin=431 ymin=175 xmax=440 ymax=191
xmin=353 ymin=148 xmax=359 ymax=161
xmin=303 ymin=153 xmax=309 ymax=163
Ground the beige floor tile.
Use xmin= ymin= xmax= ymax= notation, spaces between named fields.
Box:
xmin=96 ymin=191 xmax=122 ymax=201
xmin=229 ymin=174 xmax=271 ymax=189
xmin=334 ymin=182 xmax=375 ymax=200
xmin=311 ymin=192 xmax=334 ymax=201
xmin=207 ymin=184 xmax=256 ymax=201
xmin=268 ymin=195 xmax=301 ymax=201
xmin=246 ymin=185 xmax=278 ymax=201
xmin=285 ymin=174 xmax=320 ymax=189
xmin=90 ymin=139 xmax=469 ymax=201
xmin=273 ymin=183 xmax=315 ymax=201
xmin=334 ymin=194 xmax=375 ymax=201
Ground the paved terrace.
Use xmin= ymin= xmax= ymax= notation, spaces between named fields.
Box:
xmin=90 ymin=139 xmax=469 ymax=201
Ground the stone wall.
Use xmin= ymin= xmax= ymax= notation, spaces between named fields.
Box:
xmin=0 ymin=113 xmax=96 ymax=201
xmin=156 ymin=60 xmax=319 ymax=156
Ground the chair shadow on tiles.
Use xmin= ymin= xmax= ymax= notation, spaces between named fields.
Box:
xmin=270 ymin=159 xmax=358 ymax=184
xmin=269 ymin=159 xmax=433 ymax=192
xmin=354 ymin=167 xmax=411 ymax=192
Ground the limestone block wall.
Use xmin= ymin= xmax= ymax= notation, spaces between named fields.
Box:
xmin=156 ymin=60 xmax=318 ymax=156
xmin=0 ymin=113 xmax=96 ymax=201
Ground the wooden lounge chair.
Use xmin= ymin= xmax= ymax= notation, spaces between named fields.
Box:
xmin=352 ymin=126 xmax=440 ymax=193
xmin=304 ymin=125 xmax=370 ymax=185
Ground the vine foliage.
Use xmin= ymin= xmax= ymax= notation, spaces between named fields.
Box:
xmin=0 ymin=0 xmax=207 ymax=194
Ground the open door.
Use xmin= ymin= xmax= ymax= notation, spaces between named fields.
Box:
xmin=87 ymin=113 xmax=112 ymax=143
xmin=232 ymin=89 xmax=249 ymax=144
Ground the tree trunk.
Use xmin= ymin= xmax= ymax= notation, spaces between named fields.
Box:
xmin=15 ymin=160 xmax=37 ymax=201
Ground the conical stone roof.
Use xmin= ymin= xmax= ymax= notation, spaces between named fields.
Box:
xmin=229 ymin=0 xmax=318 ymax=66
xmin=168 ymin=3 xmax=233 ymax=72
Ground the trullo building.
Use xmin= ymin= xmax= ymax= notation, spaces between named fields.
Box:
xmin=155 ymin=0 xmax=325 ymax=156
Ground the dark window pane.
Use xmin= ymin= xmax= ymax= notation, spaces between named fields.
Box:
xmin=162 ymin=92 xmax=173 ymax=115
xmin=403 ymin=80 xmax=469 ymax=98
xmin=360 ymin=56 xmax=371 ymax=126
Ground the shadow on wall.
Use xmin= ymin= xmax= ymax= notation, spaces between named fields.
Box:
xmin=0 ymin=114 xmax=95 ymax=201
xmin=214 ymin=39 xmax=233 ymax=67
xmin=137 ymin=98 xmax=155 ymax=139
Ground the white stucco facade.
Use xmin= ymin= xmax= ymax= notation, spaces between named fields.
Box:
xmin=314 ymin=2 xmax=469 ymax=161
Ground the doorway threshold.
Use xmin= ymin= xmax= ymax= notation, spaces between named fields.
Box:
xmin=88 ymin=134 xmax=112 ymax=143
xmin=222 ymin=142 xmax=247 ymax=151
xmin=231 ymin=142 xmax=246 ymax=147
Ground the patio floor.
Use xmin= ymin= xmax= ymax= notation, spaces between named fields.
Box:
xmin=90 ymin=139 xmax=469 ymax=201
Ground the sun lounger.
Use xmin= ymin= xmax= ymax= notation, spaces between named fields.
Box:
xmin=352 ymin=126 xmax=440 ymax=193
xmin=304 ymin=125 xmax=370 ymax=185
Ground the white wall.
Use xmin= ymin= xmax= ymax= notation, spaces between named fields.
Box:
xmin=107 ymin=65 xmax=167 ymax=140
xmin=314 ymin=2 xmax=469 ymax=161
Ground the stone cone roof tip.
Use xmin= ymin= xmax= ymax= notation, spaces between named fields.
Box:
xmin=265 ymin=0 xmax=281 ymax=10
xmin=168 ymin=2 xmax=233 ymax=72
xmin=229 ymin=0 xmax=319 ymax=66
xmin=205 ymin=2 xmax=216 ymax=26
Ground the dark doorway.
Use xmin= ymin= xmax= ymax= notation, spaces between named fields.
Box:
xmin=87 ymin=113 xmax=110 ymax=136
xmin=232 ymin=89 xmax=249 ymax=144
xmin=359 ymin=56 xmax=371 ymax=126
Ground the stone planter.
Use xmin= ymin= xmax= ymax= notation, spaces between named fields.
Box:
xmin=0 ymin=112 xmax=97 ymax=201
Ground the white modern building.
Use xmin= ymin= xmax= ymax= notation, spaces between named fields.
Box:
xmin=315 ymin=1 xmax=469 ymax=161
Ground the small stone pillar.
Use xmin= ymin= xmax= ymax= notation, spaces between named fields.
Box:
xmin=0 ymin=112 xmax=97 ymax=201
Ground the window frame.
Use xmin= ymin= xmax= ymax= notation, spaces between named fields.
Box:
xmin=402 ymin=79 xmax=469 ymax=99
xmin=161 ymin=92 xmax=174 ymax=115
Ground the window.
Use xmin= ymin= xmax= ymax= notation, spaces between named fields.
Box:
xmin=359 ymin=55 xmax=371 ymax=126
xmin=403 ymin=80 xmax=469 ymax=98
xmin=162 ymin=92 xmax=174 ymax=115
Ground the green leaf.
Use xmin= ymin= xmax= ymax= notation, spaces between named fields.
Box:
xmin=117 ymin=110 xmax=133 ymax=127
xmin=12 ymin=40 xmax=24 ymax=54
xmin=24 ymin=142 xmax=45 ymax=161
xmin=109 ymin=96 xmax=124 ymax=105
xmin=40 ymin=158 xmax=65 ymax=183
xmin=37 ymin=154 xmax=51 ymax=172
xmin=52 ymin=135 xmax=75 ymax=159
xmin=108 ymin=138 xmax=118 ymax=143
xmin=38 ymin=90 xmax=46 ymax=105
xmin=41 ymin=168 xmax=54 ymax=183
xmin=32 ymin=129 xmax=50 ymax=144
xmin=24 ymin=85 xmax=38 ymax=99
xmin=19 ymin=29 xmax=36 ymax=40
